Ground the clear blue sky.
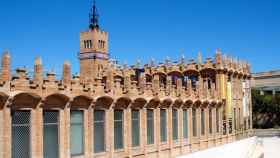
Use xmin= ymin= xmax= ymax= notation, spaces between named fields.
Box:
xmin=0 ymin=0 xmax=279 ymax=75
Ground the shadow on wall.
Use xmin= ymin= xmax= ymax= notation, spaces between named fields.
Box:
xmin=252 ymin=89 xmax=280 ymax=129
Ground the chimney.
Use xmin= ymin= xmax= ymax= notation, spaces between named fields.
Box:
xmin=1 ymin=51 xmax=10 ymax=81
xmin=34 ymin=57 xmax=43 ymax=83
xmin=63 ymin=60 xmax=71 ymax=85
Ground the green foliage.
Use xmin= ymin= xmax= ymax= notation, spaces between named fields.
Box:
xmin=252 ymin=89 xmax=280 ymax=129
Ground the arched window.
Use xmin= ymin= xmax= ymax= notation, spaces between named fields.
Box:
xmin=43 ymin=111 xmax=59 ymax=158
xmin=147 ymin=109 xmax=154 ymax=144
xmin=94 ymin=110 xmax=105 ymax=153
xmin=70 ymin=110 xmax=84 ymax=156
xmin=12 ymin=111 xmax=31 ymax=158
xmin=183 ymin=109 xmax=188 ymax=139
xmin=201 ymin=109 xmax=205 ymax=135
xmin=114 ymin=110 xmax=124 ymax=150
xmin=131 ymin=110 xmax=140 ymax=147
xmin=172 ymin=109 xmax=178 ymax=140
xmin=160 ymin=109 xmax=167 ymax=142
xmin=192 ymin=108 xmax=197 ymax=137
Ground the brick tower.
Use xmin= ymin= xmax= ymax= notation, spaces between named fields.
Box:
xmin=79 ymin=0 xmax=109 ymax=83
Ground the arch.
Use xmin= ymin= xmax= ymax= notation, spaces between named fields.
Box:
xmin=95 ymin=95 xmax=114 ymax=109
xmin=0 ymin=91 xmax=9 ymax=109
xmin=201 ymin=100 xmax=210 ymax=108
xmin=173 ymin=98 xmax=184 ymax=108
xmin=160 ymin=97 xmax=173 ymax=108
xmin=114 ymin=75 xmax=124 ymax=80
xmin=146 ymin=97 xmax=160 ymax=108
xmin=10 ymin=91 xmax=42 ymax=109
xmin=200 ymin=68 xmax=216 ymax=78
xmin=71 ymin=95 xmax=93 ymax=109
xmin=145 ymin=74 xmax=153 ymax=83
xmin=131 ymin=97 xmax=147 ymax=109
xmin=168 ymin=71 xmax=183 ymax=78
xmin=193 ymin=99 xmax=202 ymax=108
xmin=114 ymin=96 xmax=132 ymax=109
xmin=210 ymin=100 xmax=218 ymax=107
xmin=183 ymin=99 xmax=193 ymax=108
xmin=153 ymin=71 xmax=167 ymax=77
xmin=43 ymin=93 xmax=70 ymax=109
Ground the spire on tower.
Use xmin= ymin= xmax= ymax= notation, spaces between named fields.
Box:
xmin=89 ymin=0 xmax=100 ymax=30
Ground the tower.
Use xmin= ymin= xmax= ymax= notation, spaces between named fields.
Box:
xmin=79 ymin=0 xmax=109 ymax=83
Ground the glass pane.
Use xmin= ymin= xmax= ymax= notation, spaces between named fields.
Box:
xmin=147 ymin=109 xmax=154 ymax=144
xmin=70 ymin=111 xmax=84 ymax=156
xmin=114 ymin=110 xmax=123 ymax=150
xmin=43 ymin=111 xmax=59 ymax=158
xmin=94 ymin=110 xmax=105 ymax=153
xmin=12 ymin=111 xmax=31 ymax=158
xmin=192 ymin=108 xmax=197 ymax=137
xmin=201 ymin=109 xmax=205 ymax=135
xmin=183 ymin=109 xmax=188 ymax=139
xmin=132 ymin=110 xmax=140 ymax=147
xmin=160 ymin=109 xmax=167 ymax=142
xmin=172 ymin=109 xmax=178 ymax=140
xmin=209 ymin=108 xmax=212 ymax=134
xmin=216 ymin=108 xmax=219 ymax=133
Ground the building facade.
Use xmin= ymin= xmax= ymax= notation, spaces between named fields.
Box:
xmin=0 ymin=2 xmax=252 ymax=158
xmin=251 ymin=70 xmax=280 ymax=96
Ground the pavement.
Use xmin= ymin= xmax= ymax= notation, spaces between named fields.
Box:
xmin=261 ymin=137 xmax=280 ymax=158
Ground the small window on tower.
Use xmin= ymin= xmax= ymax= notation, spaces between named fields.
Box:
xmin=84 ymin=41 xmax=87 ymax=48
xmin=98 ymin=40 xmax=105 ymax=49
xmin=89 ymin=40 xmax=92 ymax=48
xmin=84 ymin=40 xmax=92 ymax=49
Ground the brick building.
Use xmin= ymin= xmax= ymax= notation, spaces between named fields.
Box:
xmin=0 ymin=1 xmax=252 ymax=158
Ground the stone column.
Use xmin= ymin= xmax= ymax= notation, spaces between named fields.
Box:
xmin=88 ymin=107 xmax=93 ymax=156
xmin=168 ymin=107 xmax=173 ymax=157
xmin=31 ymin=107 xmax=43 ymax=158
xmin=155 ymin=108 xmax=160 ymax=157
xmin=59 ymin=108 xmax=67 ymax=158
xmin=142 ymin=108 xmax=147 ymax=156
xmin=108 ymin=108 xmax=114 ymax=158
xmin=178 ymin=108 xmax=183 ymax=154
xmin=0 ymin=108 xmax=3 ymax=158
xmin=3 ymin=106 xmax=11 ymax=158
xmin=188 ymin=108 xmax=192 ymax=145
xmin=125 ymin=108 xmax=131 ymax=156
xmin=197 ymin=107 xmax=201 ymax=149
xmin=36 ymin=107 xmax=43 ymax=158
xmin=83 ymin=109 xmax=90 ymax=157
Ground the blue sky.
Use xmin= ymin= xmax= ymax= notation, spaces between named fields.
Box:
xmin=0 ymin=0 xmax=279 ymax=75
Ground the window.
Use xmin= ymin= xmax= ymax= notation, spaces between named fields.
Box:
xmin=147 ymin=109 xmax=154 ymax=144
xmin=131 ymin=110 xmax=140 ymax=147
xmin=94 ymin=110 xmax=105 ymax=153
xmin=114 ymin=110 xmax=124 ymax=150
xmin=98 ymin=40 xmax=106 ymax=49
xmin=12 ymin=111 xmax=31 ymax=158
xmin=160 ymin=109 xmax=167 ymax=142
xmin=172 ymin=109 xmax=178 ymax=140
xmin=183 ymin=109 xmax=188 ymax=139
xmin=43 ymin=111 xmax=59 ymax=158
xmin=70 ymin=110 xmax=84 ymax=156
xmin=84 ymin=40 xmax=92 ymax=49
xmin=209 ymin=108 xmax=212 ymax=134
xmin=201 ymin=109 xmax=205 ymax=135
xmin=216 ymin=108 xmax=219 ymax=133
xmin=192 ymin=108 xmax=197 ymax=137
